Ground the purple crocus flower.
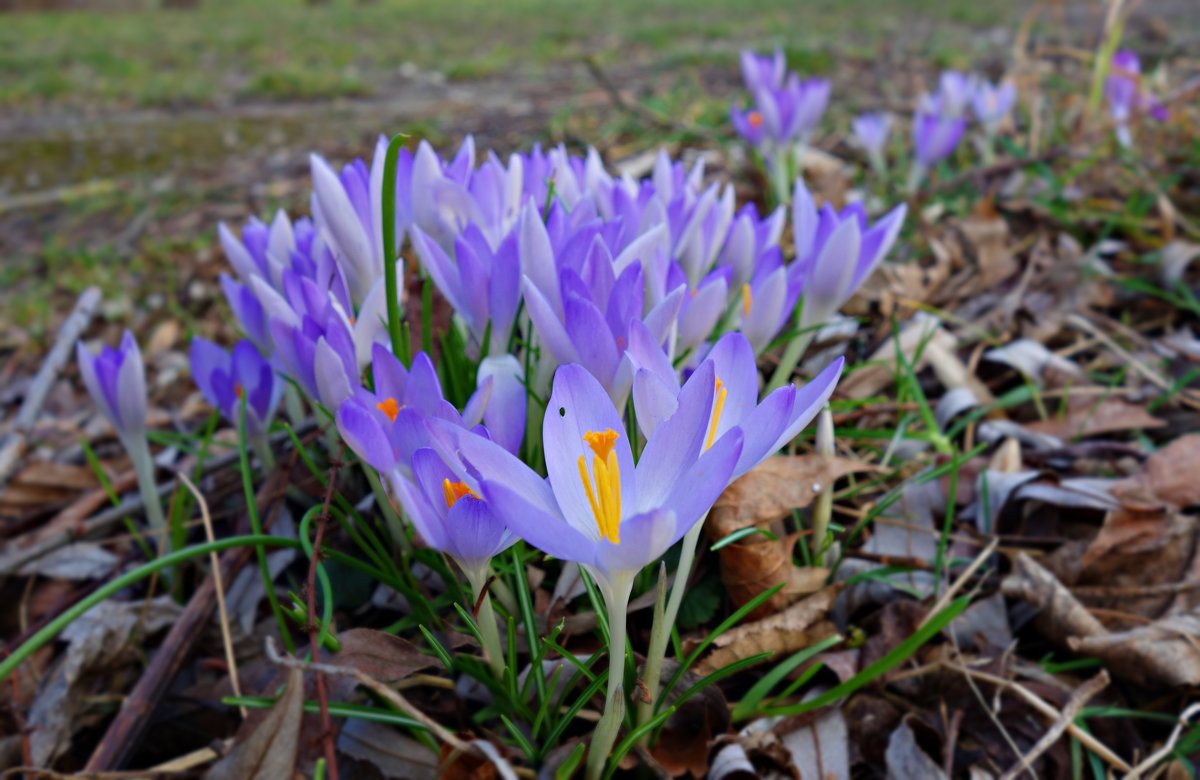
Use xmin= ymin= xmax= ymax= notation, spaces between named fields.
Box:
xmin=438 ymin=361 xmax=744 ymax=601
xmin=411 ymin=222 xmax=521 ymax=358
xmin=475 ymin=355 xmax=527 ymax=456
xmin=932 ymin=71 xmax=973 ymax=118
xmin=76 ymin=330 xmax=147 ymax=440
xmin=630 ymin=327 xmax=842 ymax=478
xmin=389 ymin=445 xmax=514 ymax=582
xmin=741 ymin=49 xmax=788 ymax=94
xmin=518 ymin=205 xmax=684 ymax=404
xmin=717 ymin=202 xmax=785 ymax=293
xmin=852 ymin=112 xmax=892 ymax=174
xmin=909 ymin=107 xmax=968 ymax=190
xmin=334 ymin=347 xmax=470 ymax=480
xmin=189 ymin=337 xmax=281 ymax=436
xmin=791 ymin=179 xmax=907 ymax=331
xmin=971 ymin=79 xmax=1017 ymax=134
xmin=1105 ymin=50 xmax=1167 ymax=148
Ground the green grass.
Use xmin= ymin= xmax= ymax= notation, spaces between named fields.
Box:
xmin=0 ymin=0 xmax=1015 ymax=111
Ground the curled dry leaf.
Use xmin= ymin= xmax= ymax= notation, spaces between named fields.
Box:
xmin=885 ymin=719 xmax=948 ymax=780
xmin=707 ymin=455 xmax=877 ymax=617
xmin=651 ymin=659 xmax=731 ymax=777
xmin=778 ymin=706 xmax=850 ymax=780
xmin=204 ymin=666 xmax=305 ymax=780
xmin=694 ymin=585 xmax=839 ymax=676
xmin=338 ymin=718 xmax=440 ymax=780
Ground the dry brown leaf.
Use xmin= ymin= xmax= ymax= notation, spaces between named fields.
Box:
xmin=651 ymin=662 xmax=730 ymax=777
xmin=1025 ymin=398 xmax=1164 ymax=440
xmin=778 ymin=706 xmax=850 ymax=780
xmin=708 ymin=455 xmax=876 ymax=616
xmin=838 ymin=315 xmax=955 ymax=400
xmin=334 ymin=628 xmax=438 ymax=683
xmin=694 ymin=585 xmax=839 ymax=675
xmin=205 ymin=666 xmax=305 ymax=779
xmin=1112 ymin=434 xmax=1200 ymax=510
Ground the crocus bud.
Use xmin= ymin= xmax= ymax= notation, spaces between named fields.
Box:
xmin=76 ymin=330 xmax=147 ymax=441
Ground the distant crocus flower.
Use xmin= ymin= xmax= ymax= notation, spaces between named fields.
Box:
xmin=1105 ymin=50 xmax=1167 ymax=148
xmin=852 ymin=112 xmax=892 ymax=175
xmin=791 ymin=180 xmax=907 ymax=330
xmin=77 ymin=330 xmax=147 ymax=441
xmin=732 ymin=49 xmax=831 ymax=204
xmin=908 ymin=107 xmax=967 ymax=191
xmin=934 ymin=71 xmax=973 ymax=117
xmin=189 ymin=338 xmax=281 ymax=437
xmin=971 ymin=79 xmax=1017 ymax=134
xmin=77 ymin=330 xmax=166 ymax=538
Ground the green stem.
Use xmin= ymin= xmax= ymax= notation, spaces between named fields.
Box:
xmin=363 ymin=465 xmax=410 ymax=555
xmin=252 ymin=433 xmax=276 ymax=472
xmin=0 ymin=535 xmax=299 ymax=684
xmin=637 ymin=519 xmax=703 ymax=730
xmin=381 ymin=133 xmax=407 ymax=359
xmin=467 ymin=570 xmax=505 ymax=680
xmin=240 ymin=399 xmax=295 ymax=653
xmin=766 ymin=329 xmax=815 ymax=394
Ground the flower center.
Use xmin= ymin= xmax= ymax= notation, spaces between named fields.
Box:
xmin=741 ymin=283 xmax=752 ymax=317
xmin=442 ymin=479 xmax=478 ymax=508
xmin=705 ymin=376 xmax=728 ymax=451
xmin=377 ymin=397 xmax=400 ymax=422
xmin=748 ymin=111 xmax=763 ymax=128
xmin=577 ymin=428 xmax=622 ymax=544
xmin=234 ymin=382 xmax=245 ymax=400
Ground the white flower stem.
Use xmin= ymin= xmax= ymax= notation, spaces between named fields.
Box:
xmin=637 ymin=519 xmax=703 ymax=731
xmin=586 ymin=574 xmax=632 ymax=780
xmin=811 ymin=407 xmax=835 ymax=565
xmin=283 ymin=383 xmax=306 ymax=428
xmin=126 ymin=433 xmax=169 ymax=554
xmin=467 ymin=570 xmax=505 ymax=680
xmin=869 ymin=150 xmax=888 ymax=181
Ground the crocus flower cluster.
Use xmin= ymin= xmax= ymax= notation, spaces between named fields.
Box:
xmin=1105 ymin=50 xmax=1168 ymax=149
xmin=190 ymin=129 xmax=911 ymax=776
xmin=731 ymin=49 xmax=830 ymax=204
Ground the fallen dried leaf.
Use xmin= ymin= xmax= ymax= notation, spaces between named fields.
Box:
xmin=205 ymin=666 xmax=305 ymax=779
xmin=708 ymin=455 xmax=876 ymax=616
xmin=694 ymin=585 xmax=839 ymax=676
xmin=1112 ymin=434 xmax=1200 ymax=510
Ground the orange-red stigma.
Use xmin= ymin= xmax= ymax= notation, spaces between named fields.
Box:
xmin=442 ymin=479 xmax=478 ymax=508
xmin=376 ymin=397 xmax=400 ymax=422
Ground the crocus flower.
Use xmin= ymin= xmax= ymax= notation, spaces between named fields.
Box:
xmin=1105 ymin=50 xmax=1167 ymax=148
xmin=931 ymin=71 xmax=973 ymax=118
xmin=77 ymin=331 xmax=147 ymax=441
xmin=411 ymin=222 xmax=521 ymax=358
xmin=852 ymin=112 xmax=892 ymax=174
xmin=908 ymin=107 xmax=967 ymax=190
xmin=475 ymin=355 xmax=527 ymax=456
xmin=518 ymin=206 xmax=684 ymax=404
xmin=439 ymin=361 xmax=744 ymax=606
xmin=717 ymin=202 xmax=785 ymax=293
xmin=732 ymin=49 xmax=831 ymax=203
xmin=189 ymin=337 xmax=281 ymax=436
xmin=630 ymin=327 xmax=843 ymax=478
xmin=77 ymin=330 xmax=165 ymax=536
xmin=971 ymin=79 xmax=1017 ymax=135
xmin=390 ymin=445 xmax=514 ymax=584
xmin=791 ymin=179 xmax=907 ymax=331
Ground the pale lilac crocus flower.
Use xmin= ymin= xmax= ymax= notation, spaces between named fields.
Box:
xmin=907 ymin=104 xmax=967 ymax=192
xmin=434 ymin=361 xmax=745 ymax=775
xmin=77 ymin=331 xmax=166 ymax=539
xmin=1105 ymin=50 xmax=1167 ymax=149
xmin=852 ymin=112 xmax=892 ymax=176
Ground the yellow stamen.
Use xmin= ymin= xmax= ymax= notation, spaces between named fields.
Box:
xmin=741 ymin=283 xmax=752 ymax=317
xmin=705 ymin=376 xmax=728 ymax=451
xmin=578 ymin=428 xmax=622 ymax=543
xmin=376 ymin=397 xmax=400 ymax=422
xmin=442 ymin=479 xmax=478 ymax=508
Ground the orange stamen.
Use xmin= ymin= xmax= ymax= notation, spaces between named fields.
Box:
xmin=376 ymin=397 xmax=400 ymax=422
